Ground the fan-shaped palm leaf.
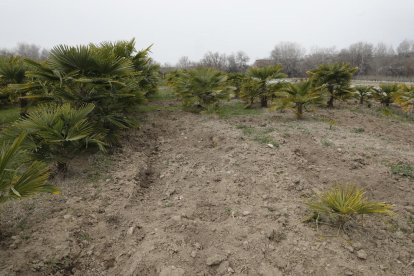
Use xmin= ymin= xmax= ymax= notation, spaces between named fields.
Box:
xmin=0 ymin=133 xmax=59 ymax=203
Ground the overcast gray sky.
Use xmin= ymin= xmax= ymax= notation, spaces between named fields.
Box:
xmin=0 ymin=0 xmax=413 ymax=64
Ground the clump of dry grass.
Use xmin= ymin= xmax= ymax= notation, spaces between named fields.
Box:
xmin=307 ymin=184 xmax=394 ymax=226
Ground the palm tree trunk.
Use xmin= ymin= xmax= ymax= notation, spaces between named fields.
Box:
xmin=327 ymin=91 xmax=334 ymax=108
xmin=359 ymin=96 xmax=364 ymax=105
xmin=19 ymin=94 xmax=28 ymax=117
xmin=296 ymin=103 xmax=303 ymax=119
xmin=260 ymin=96 xmax=268 ymax=108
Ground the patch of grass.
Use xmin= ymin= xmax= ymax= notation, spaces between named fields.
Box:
xmin=147 ymin=86 xmax=176 ymax=101
xmin=352 ymin=127 xmax=365 ymax=133
xmin=237 ymin=124 xmax=279 ymax=147
xmin=253 ymin=133 xmax=278 ymax=146
xmin=321 ymin=138 xmax=334 ymax=147
xmin=136 ymin=104 xmax=181 ymax=113
xmin=390 ymin=162 xmax=413 ymax=178
xmin=353 ymin=106 xmax=414 ymax=123
xmin=86 ymin=153 xmax=113 ymax=182
xmin=236 ymin=124 xmax=255 ymax=135
xmin=215 ymin=101 xmax=263 ymax=118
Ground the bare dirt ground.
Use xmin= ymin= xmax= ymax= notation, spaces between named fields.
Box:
xmin=1 ymin=99 xmax=413 ymax=276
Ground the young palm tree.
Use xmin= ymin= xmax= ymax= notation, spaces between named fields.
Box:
xmin=174 ymin=68 xmax=234 ymax=110
xmin=6 ymin=103 xmax=106 ymax=173
xmin=394 ymin=84 xmax=414 ymax=113
xmin=0 ymin=133 xmax=59 ymax=204
xmin=373 ymin=83 xmax=399 ymax=107
xmin=355 ymin=85 xmax=374 ymax=105
xmin=11 ymin=42 xmax=151 ymax=144
xmin=247 ymin=65 xmax=287 ymax=107
xmin=275 ymin=80 xmax=321 ymax=119
xmin=227 ymin=72 xmax=245 ymax=99
xmin=0 ymin=57 xmax=28 ymax=116
xmin=240 ymin=78 xmax=262 ymax=108
xmin=308 ymin=63 xmax=358 ymax=108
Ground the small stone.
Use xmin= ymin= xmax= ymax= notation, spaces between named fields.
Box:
xmin=242 ymin=211 xmax=251 ymax=216
xmin=194 ymin=242 xmax=202 ymax=249
xmin=379 ymin=264 xmax=387 ymax=271
xmin=356 ymin=249 xmax=367 ymax=260
xmin=63 ymin=215 xmax=72 ymax=220
xmin=206 ymin=254 xmax=227 ymax=266
xmin=217 ymin=261 xmax=230 ymax=275
xmin=395 ymin=231 xmax=404 ymax=239
xmin=344 ymin=270 xmax=354 ymax=275
xmin=352 ymin=242 xmax=363 ymax=250
xmin=267 ymin=144 xmax=274 ymax=149
xmin=344 ymin=245 xmax=354 ymax=252
xmin=105 ymin=178 xmax=110 ymax=182
xmin=127 ymin=227 xmax=135 ymax=235
xmin=228 ymin=267 xmax=235 ymax=273
xmin=159 ymin=266 xmax=185 ymax=276
xmin=171 ymin=215 xmax=181 ymax=221
xmin=190 ymin=251 xmax=197 ymax=258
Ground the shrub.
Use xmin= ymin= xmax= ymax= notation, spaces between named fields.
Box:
xmin=307 ymin=184 xmax=393 ymax=226
xmin=0 ymin=134 xmax=59 ymax=204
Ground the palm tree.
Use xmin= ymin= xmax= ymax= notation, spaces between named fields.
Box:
xmin=373 ymin=83 xmax=400 ymax=107
xmin=240 ymin=78 xmax=262 ymax=107
xmin=6 ymin=103 xmax=106 ymax=173
xmin=247 ymin=65 xmax=287 ymax=107
xmin=174 ymin=68 xmax=234 ymax=110
xmin=308 ymin=63 xmax=358 ymax=108
xmin=11 ymin=41 xmax=151 ymax=144
xmin=0 ymin=56 xmax=28 ymax=116
xmin=275 ymin=80 xmax=321 ymax=119
xmin=394 ymin=84 xmax=414 ymax=113
xmin=355 ymin=85 xmax=373 ymax=105
xmin=0 ymin=133 xmax=59 ymax=204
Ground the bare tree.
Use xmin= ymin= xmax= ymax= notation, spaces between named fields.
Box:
xmin=270 ymin=42 xmax=305 ymax=76
xmin=176 ymin=56 xmax=193 ymax=69
xmin=397 ymin=39 xmax=414 ymax=56
xmin=15 ymin=43 xmax=44 ymax=59
xmin=338 ymin=42 xmax=373 ymax=75
xmin=303 ymin=47 xmax=337 ymax=71
xmin=226 ymin=51 xmax=250 ymax=72
xmin=200 ymin=51 xmax=228 ymax=71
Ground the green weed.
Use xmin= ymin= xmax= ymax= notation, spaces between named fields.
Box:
xmin=390 ymin=162 xmax=413 ymax=178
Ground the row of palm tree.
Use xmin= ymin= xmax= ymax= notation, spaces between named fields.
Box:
xmin=168 ymin=63 xmax=414 ymax=118
xmin=0 ymin=39 xmax=159 ymax=204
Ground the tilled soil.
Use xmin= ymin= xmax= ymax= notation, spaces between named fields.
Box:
xmin=1 ymin=101 xmax=413 ymax=276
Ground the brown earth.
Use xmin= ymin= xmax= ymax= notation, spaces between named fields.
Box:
xmin=1 ymin=100 xmax=413 ymax=276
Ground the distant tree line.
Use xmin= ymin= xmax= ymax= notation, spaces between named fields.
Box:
xmin=175 ymin=51 xmax=250 ymax=73
xmin=0 ymin=43 xmax=49 ymax=60
xmin=269 ymin=40 xmax=414 ymax=78
xmin=173 ymin=39 xmax=414 ymax=79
